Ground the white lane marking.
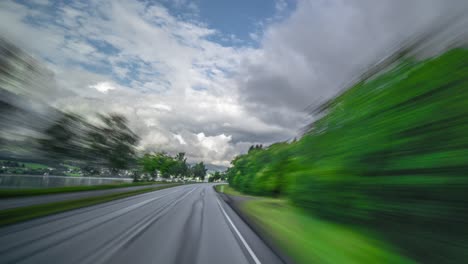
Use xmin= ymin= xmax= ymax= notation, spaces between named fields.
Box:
xmin=217 ymin=199 xmax=261 ymax=264
xmin=80 ymin=187 xmax=199 ymax=264
xmin=1 ymin=187 xmax=189 ymax=264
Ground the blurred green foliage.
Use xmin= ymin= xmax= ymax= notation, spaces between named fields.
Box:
xmin=243 ymin=198 xmax=413 ymax=264
xmin=227 ymin=49 xmax=468 ymax=263
xmin=208 ymin=171 xmax=226 ymax=182
xmin=138 ymin=152 xmax=207 ymax=181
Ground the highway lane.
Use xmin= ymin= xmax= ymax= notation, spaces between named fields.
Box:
xmin=0 ymin=184 xmax=283 ymax=264
xmin=0 ymin=183 xmax=173 ymax=210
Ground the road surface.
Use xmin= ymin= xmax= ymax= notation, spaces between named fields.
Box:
xmin=0 ymin=183 xmax=173 ymax=210
xmin=0 ymin=184 xmax=283 ymax=264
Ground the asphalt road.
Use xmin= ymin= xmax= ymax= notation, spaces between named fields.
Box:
xmin=0 ymin=184 xmax=172 ymax=210
xmin=0 ymin=184 xmax=283 ymax=264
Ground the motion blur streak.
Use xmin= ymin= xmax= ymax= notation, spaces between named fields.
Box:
xmin=0 ymin=38 xmax=139 ymax=175
xmin=1 ymin=1 xmax=468 ymax=264
xmin=0 ymin=184 xmax=282 ymax=264
xmin=227 ymin=17 xmax=468 ymax=264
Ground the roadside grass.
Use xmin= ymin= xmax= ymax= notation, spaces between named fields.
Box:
xmin=0 ymin=160 xmax=49 ymax=169
xmin=0 ymin=184 xmax=181 ymax=227
xmin=242 ymin=199 xmax=414 ymax=264
xmin=0 ymin=181 xmax=168 ymax=198
xmin=214 ymin=184 xmax=246 ymax=196
xmin=64 ymin=172 xmax=82 ymax=177
xmin=22 ymin=162 xmax=49 ymax=169
xmin=243 ymin=199 xmax=414 ymax=264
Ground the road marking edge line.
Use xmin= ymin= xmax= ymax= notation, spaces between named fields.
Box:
xmin=217 ymin=199 xmax=261 ymax=264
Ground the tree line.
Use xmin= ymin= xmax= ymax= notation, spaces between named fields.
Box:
xmin=226 ymin=48 xmax=468 ymax=263
xmin=138 ymin=152 xmax=207 ymax=182
xmin=27 ymin=111 xmax=209 ymax=180
xmin=208 ymin=171 xmax=226 ymax=182
xmin=39 ymin=112 xmax=139 ymax=172
xmin=0 ymin=37 xmax=208 ymax=180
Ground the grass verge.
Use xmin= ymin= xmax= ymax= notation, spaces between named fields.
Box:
xmin=214 ymin=184 xmax=246 ymax=196
xmin=0 ymin=184 xmax=181 ymax=227
xmin=0 ymin=181 xmax=167 ymax=198
xmin=243 ymin=199 xmax=415 ymax=264
xmin=216 ymin=184 xmax=413 ymax=264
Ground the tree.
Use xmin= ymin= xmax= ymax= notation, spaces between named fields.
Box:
xmin=139 ymin=152 xmax=185 ymax=179
xmin=140 ymin=153 xmax=159 ymax=179
xmin=171 ymin=152 xmax=189 ymax=178
xmin=38 ymin=113 xmax=88 ymax=161
xmin=191 ymin=162 xmax=207 ymax=180
xmin=139 ymin=152 xmax=210 ymax=181
xmin=248 ymin=144 xmax=263 ymax=153
xmin=87 ymin=114 xmax=139 ymax=171
xmin=209 ymin=171 xmax=222 ymax=182
xmin=156 ymin=153 xmax=176 ymax=178
xmin=248 ymin=145 xmax=254 ymax=153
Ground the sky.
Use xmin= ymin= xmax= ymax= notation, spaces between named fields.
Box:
xmin=0 ymin=0 xmax=467 ymax=167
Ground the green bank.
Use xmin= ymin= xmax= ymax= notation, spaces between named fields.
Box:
xmin=216 ymin=185 xmax=412 ymax=264
xmin=0 ymin=181 xmax=166 ymax=198
xmin=226 ymin=48 xmax=468 ymax=262
xmin=0 ymin=184 xmax=181 ymax=226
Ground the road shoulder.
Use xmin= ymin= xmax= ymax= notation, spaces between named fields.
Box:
xmin=214 ymin=184 xmax=293 ymax=264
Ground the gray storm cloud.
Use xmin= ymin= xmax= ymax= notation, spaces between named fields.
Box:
xmin=238 ymin=0 xmax=468 ymax=120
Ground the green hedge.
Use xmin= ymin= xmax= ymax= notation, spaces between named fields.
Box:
xmin=227 ymin=49 xmax=468 ymax=263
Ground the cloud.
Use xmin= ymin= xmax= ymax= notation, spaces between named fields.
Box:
xmin=30 ymin=0 xmax=50 ymax=6
xmin=173 ymin=134 xmax=187 ymax=145
xmin=238 ymin=0 xmax=468 ymax=117
xmin=1 ymin=0 xmax=467 ymax=167
xmin=89 ymin=82 xmax=116 ymax=93
xmin=152 ymin=104 xmax=172 ymax=112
